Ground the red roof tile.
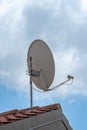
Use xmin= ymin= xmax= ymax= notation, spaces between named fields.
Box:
xmin=0 ymin=103 xmax=60 ymax=126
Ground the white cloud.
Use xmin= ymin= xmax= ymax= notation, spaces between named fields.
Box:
xmin=48 ymin=47 xmax=87 ymax=98
xmin=80 ymin=0 xmax=87 ymax=13
xmin=66 ymin=6 xmax=86 ymax=25
xmin=0 ymin=1 xmax=27 ymax=94
xmin=53 ymin=48 xmax=80 ymax=83
xmin=0 ymin=70 xmax=10 ymax=77
xmin=65 ymin=0 xmax=87 ymax=25
xmin=0 ymin=3 xmax=9 ymax=17
xmin=27 ymin=0 xmax=61 ymax=10
xmin=68 ymin=99 xmax=76 ymax=105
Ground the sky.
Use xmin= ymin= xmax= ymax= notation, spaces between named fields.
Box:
xmin=0 ymin=0 xmax=87 ymax=129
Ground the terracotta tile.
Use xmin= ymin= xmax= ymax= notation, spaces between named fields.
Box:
xmin=6 ymin=115 xmax=20 ymax=120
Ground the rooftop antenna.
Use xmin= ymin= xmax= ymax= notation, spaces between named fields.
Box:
xmin=27 ymin=39 xmax=74 ymax=108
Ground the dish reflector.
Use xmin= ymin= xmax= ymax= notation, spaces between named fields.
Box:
xmin=27 ymin=39 xmax=55 ymax=91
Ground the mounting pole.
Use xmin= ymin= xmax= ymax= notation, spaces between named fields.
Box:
xmin=29 ymin=56 xmax=33 ymax=108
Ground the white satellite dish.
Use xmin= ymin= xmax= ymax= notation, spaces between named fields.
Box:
xmin=27 ymin=39 xmax=74 ymax=107
xmin=27 ymin=39 xmax=55 ymax=91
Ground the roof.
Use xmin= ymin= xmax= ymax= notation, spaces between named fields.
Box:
xmin=0 ymin=103 xmax=60 ymax=126
xmin=0 ymin=103 xmax=73 ymax=130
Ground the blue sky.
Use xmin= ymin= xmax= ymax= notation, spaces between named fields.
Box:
xmin=0 ymin=0 xmax=87 ymax=129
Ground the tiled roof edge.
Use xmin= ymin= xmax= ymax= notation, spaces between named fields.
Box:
xmin=0 ymin=103 xmax=61 ymax=126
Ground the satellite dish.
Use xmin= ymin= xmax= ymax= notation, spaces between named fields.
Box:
xmin=27 ymin=39 xmax=74 ymax=107
xmin=27 ymin=39 xmax=55 ymax=91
